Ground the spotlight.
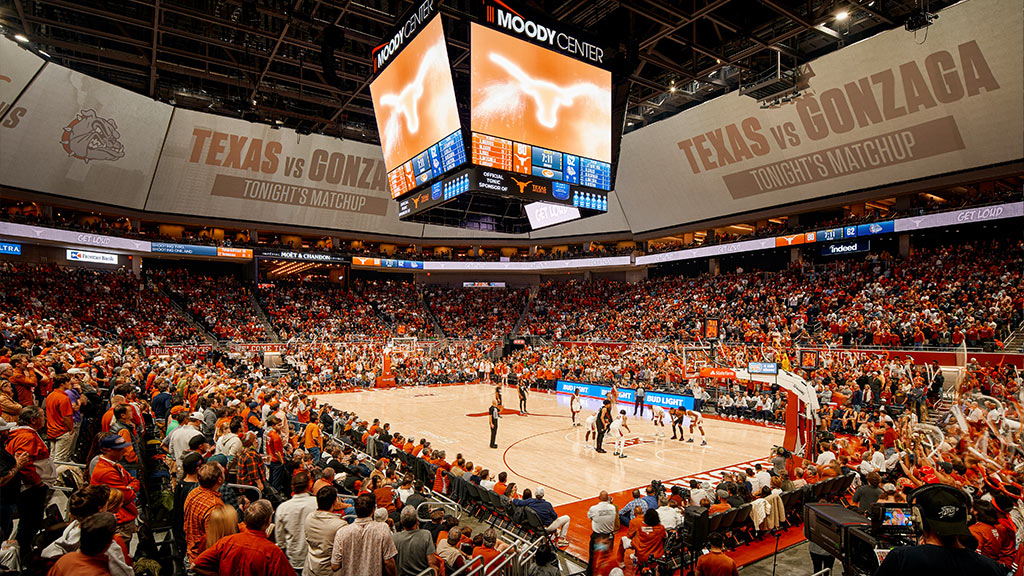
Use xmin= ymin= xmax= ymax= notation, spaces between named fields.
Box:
xmin=835 ymin=10 xmax=849 ymax=21
xmin=14 ymin=34 xmax=28 ymax=43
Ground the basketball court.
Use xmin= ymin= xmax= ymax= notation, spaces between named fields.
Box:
xmin=320 ymin=383 xmax=785 ymax=506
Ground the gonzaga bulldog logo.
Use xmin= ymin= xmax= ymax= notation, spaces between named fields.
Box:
xmin=60 ymin=109 xmax=125 ymax=162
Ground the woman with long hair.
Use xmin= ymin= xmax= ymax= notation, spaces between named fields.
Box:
xmin=205 ymin=504 xmax=239 ymax=549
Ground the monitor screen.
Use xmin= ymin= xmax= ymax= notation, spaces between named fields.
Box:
xmin=470 ymin=23 xmax=612 ymax=190
xmin=880 ymin=506 xmax=913 ymax=530
xmin=370 ymin=15 xmax=465 ymax=199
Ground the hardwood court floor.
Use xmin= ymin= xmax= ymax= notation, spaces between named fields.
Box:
xmin=320 ymin=383 xmax=785 ymax=507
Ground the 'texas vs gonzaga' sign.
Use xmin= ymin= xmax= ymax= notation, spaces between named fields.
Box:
xmin=616 ymin=0 xmax=1023 ymax=233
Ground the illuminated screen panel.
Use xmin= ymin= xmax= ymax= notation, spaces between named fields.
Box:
xmin=370 ymin=16 xmax=465 ymax=198
xmin=470 ymin=23 xmax=611 ymax=190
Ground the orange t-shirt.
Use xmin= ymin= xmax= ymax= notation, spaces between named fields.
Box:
xmin=304 ymin=422 xmax=322 ymax=450
xmin=471 ymin=545 xmax=500 ymax=572
xmin=695 ymin=550 xmax=738 ymax=576
xmin=45 ymin=389 xmax=74 ymax=438
xmin=971 ymin=522 xmax=1002 ymax=561
xmin=630 ymin=523 xmax=667 ymax=562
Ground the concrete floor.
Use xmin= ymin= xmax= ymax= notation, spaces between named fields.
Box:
xmin=738 ymin=542 xmax=832 ymax=576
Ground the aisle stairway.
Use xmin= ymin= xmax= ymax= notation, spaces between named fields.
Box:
xmin=151 ymin=282 xmax=219 ymax=345
xmin=247 ymin=289 xmax=281 ymax=342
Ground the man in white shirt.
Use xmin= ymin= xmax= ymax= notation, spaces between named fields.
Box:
xmin=752 ymin=464 xmax=772 ymax=494
xmin=815 ymin=442 xmax=837 ymax=467
xmin=163 ymin=412 xmax=204 ymax=477
xmin=656 ymin=498 xmax=683 ymax=530
xmin=276 ymin=471 xmax=319 ymax=572
xmin=587 ymin=491 xmax=618 ymax=562
xmin=719 ymin=394 xmax=734 ymax=418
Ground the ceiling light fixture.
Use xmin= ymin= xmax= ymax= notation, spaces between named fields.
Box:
xmin=835 ymin=10 xmax=849 ymax=21
xmin=14 ymin=34 xmax=28 ymax=43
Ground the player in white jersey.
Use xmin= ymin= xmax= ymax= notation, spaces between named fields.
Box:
xmin=685 ymin=409 xmax=707 ymax=445
xmin=584 ymin=413 xmax=598 ymax=447
xmin=610 ymin=410 xmax=631 ymax=458
xmin=651 ymin=405 xmax=667 ymax=437
xmin=570 ymin=389 xmax=582 ymax=426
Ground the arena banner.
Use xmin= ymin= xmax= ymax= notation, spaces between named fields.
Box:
xmin=616 ymin=0 xmax=1024 ymax=233
xmin=229 ymin=342 xmax=286 ymax=353
xmin=0 ymin=36 xmax=45 ymax=115
xmin=555 ymin=380 xmax=695 ymax=410
xmin=0 ymin=222 xmax=152 ymax=252
xmin=423 ymin=255 xmax=632 ymax=271
xmin=894 ymin=201 xmax=1023 ymax=232
xmin=145 ymin=344 xmax=213 ymax=356
xmin=0 ymin=63 xmax=173 ymax=209
xmin=145 ymin=108 xmax=428 ymax=237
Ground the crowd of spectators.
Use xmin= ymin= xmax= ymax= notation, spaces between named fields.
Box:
xmin=154 ymin=269 xmax=269 ymax=343
xmin=1 ymin=263 xmax=201 ymax=345
xmin=425 ymin=287 xmax=530 ymax=339
xmin=0 ymin=314 xmax=567 ymax=575
xmin=357 ymin=279 xmax=436 ymax=339
xmin=521 ymin=239 xmax=1023 ymax=349
xmin=283 ymin=340 xmax=499 ymax=390
xmin=257 ymin=280 xmax=389 ymax=342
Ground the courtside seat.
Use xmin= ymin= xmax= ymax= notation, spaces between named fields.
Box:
xmin=729 ymin=503 xmax=753 ymax=544
xmin=708 ymin=510 xmax=726 ymax=534
xmin=715 ymin=508 xmax=741 ymax=548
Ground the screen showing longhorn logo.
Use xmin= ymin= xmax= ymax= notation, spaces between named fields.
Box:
xmin=470 ymin=23 xmax=611 ymax=165
xmin=370 ymin=16 xmax=461 ymax=175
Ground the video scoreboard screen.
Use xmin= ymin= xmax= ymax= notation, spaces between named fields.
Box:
xmin=469 ymin=23 xmax=612 ymax=191
xmin=370 ymin=15 xmax=466 ymax=199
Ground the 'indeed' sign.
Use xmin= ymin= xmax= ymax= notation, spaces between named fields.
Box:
xmin=821 ymin=240 xmax=870 ymax=256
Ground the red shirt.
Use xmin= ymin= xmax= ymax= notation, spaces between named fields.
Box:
xmin=46 ymin=389 xmax=74 ymax=438
xmin=184 ymin=486 xmax=224 ymax=562
xmin=90 ymin=456 xmax=140 ymax=523
xmin=191 ymin=529 xmax=296 ymax=576
xmin=471 ymin=545 xmax=501 ymax=573
xmin=5 ymin=426 xmax=50 ymax=486
xmin=628 ymin=520 xmax=667 ymax=561
xmin=267 ymin=430 xmax=284 ymax=463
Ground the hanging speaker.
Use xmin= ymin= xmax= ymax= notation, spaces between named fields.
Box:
xmin=321 ymin=26 xmax=346 ymax=89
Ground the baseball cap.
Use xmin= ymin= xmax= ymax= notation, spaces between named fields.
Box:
xmin=882 ymin=483 xmax=897 ymax=493
xmin=100 ymin=435 xmax=131 ymax=450
xmin=536 ymin=487 xmax=545 ymax=498
xmin=188 ymin=412 xmax=204 ymax=421
xmin=914 ymin=486 xmax=972 ymax=537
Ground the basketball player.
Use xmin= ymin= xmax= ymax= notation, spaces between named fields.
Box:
xmin=583 ymin=412 xmax=599 ymax=447
xmin=611 ymin=410 xmax=631 ymax=458
xmin=517 ymin=380 xmax=529 ymax=414
xmin=686 ymin=409 xmax=707 ymax=445
xmin=607 ymin=383 xmax=619 ymax=412
xmin=669 ymin=407 xmax=687 ymax=441
xmin=594 ymin=400 xmax=612 ymax=454
xmin=651 ymin=404 xmax=667 ymax=437
xmin=570 ymin=389 xmax=582 ymax=426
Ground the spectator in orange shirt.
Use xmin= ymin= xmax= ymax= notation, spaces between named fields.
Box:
xmin=7 ymin=405 xmax=54 ymax=565
xmin=184 ymin=463 xmax=226 ymax=564
xmin=46 ymin=374 xmax=76 ymax=463
xmin=695 ymin=532 xmax=738 ymax=576
xmin=100 ymin=394 xmax=126 ymax=433
xmin=90 ymin=434 xmax=141 ymax=540
xmin=304 ymin=412 xmax=322 ymax=462
xmin=470 ymin=529 xmax=501 ymax=574
xmin=709 ymin=490 xmax=732 ymax=514
xmin=620 ymin=509 xmax=667 ymax=568
xmin=9 ymin=354 xmax=37 ymax=407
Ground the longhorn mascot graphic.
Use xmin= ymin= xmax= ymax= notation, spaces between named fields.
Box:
xmin=60 ymin=109 xmax=126 ymax=162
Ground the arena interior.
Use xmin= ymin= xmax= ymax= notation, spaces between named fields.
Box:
xmin=0 ymin=0 xmax=1022 ymax=575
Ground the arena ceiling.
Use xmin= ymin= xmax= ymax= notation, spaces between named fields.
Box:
xmin=0 ymin=0 xmax=953 ymax=147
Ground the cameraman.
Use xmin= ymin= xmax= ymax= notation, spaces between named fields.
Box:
xmin=874 ymin=485 xmax=1004 ymax=576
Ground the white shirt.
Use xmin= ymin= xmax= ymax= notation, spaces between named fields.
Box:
xmin=610 ymin=417 xmax=624 ymax=436
xmin=753 ymin=471 xmax=772 ymax=494
xmin=41 ymin=520 xmax=133 ymax=576
xmin=215 ymin=432 xmax=242 ymax=461
xmin=276 ymin=492 xmax=319 ymax=569
xmin=167 ymin=424 xmax=203 ymax=467
xmin=571 ymin=395 xmax=582 ymax=411
xmin=587 ymin=500 xmax=618 ymax=533
xmin=657 ymin=505 xmax=683 ymax=530
xmin=816 ymin=451 xmax=837 ymax=467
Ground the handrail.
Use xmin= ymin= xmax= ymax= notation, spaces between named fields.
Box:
xmin=226 ymin=483 xmax=262 ymax=499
